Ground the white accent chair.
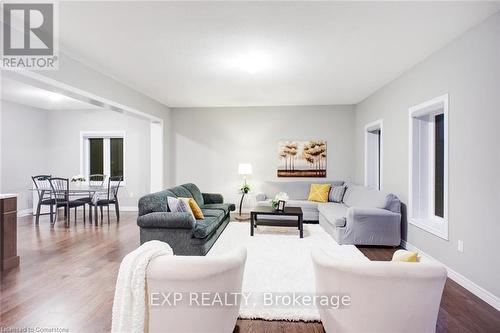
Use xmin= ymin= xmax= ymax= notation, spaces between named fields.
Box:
xmin=311 ymin=249 xmax=447 ymax=333
xmin=146 ymin=247 xmax=247 ymax=333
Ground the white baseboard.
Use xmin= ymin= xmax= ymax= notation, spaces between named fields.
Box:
xmin=120 ymin=206 xmax=138 ymax=212
xmin=401 ymin=239 xmax=500 ymax=311
xmin=18 ymin=208 xmax=33 ymax=217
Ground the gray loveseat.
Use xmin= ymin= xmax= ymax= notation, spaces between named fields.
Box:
xmin=137 ymin=183 xmax=235 ymax=255
xmin=256 ymin=181 xmax=401 ymax=246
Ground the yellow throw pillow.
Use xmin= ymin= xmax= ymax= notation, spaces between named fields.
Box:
xmin=391 ymin=250 xmax=419 ymax=262
xmin=180 ymin=197 xmax=205 ymax=220
xmin=308 ymin=184 xmax=331 ymax=203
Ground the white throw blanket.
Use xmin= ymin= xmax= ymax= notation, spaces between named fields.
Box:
xmin=111 ymin=240 xmax=173 ymax=333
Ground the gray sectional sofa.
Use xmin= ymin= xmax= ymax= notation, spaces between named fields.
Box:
xmin=256 ymin=181 xmax=401 ymax=246
xmin=137 ymin=183 xmax=235 ymax=255
xmin=255 ymin=180 xmax=345 ymax=221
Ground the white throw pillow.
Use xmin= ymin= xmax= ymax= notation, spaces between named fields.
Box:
xmin=167 ymin=196 xmax=195 ymax=221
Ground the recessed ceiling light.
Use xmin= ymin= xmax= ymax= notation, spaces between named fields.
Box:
xmin=227 ymin=50 xmax=272 ymax=74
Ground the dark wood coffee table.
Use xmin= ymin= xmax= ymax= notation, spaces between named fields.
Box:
xmin=250 ymin=206 xmax=304 ymax=238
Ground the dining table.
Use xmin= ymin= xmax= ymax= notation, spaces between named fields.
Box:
xmin=31 ymin=182 xmax=119 ymax=226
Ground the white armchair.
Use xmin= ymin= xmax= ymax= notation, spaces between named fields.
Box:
xmin=311 ymin=249 xmax=447 ymax=333
xmin=146 ymin=247 xmax=247 ymax=333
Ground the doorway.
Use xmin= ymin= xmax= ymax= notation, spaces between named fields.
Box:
xmin=364 ymin=120 xmax=383 ymax=190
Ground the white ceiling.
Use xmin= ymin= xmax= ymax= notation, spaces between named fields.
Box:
xmin=59 ymin=1 xmax=500 ymax=107
xmin=1 ymin=77 xmax=101 ymax=110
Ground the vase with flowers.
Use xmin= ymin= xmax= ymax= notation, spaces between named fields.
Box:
xmin=71 ymin=175 xmax=86 ymax=182
xmin=271 ymin=192 xmax=289 ymax=210
xmin=71 ymin=175 xmax=86 ymax=188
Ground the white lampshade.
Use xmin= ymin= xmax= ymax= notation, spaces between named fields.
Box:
xmin=238 ymin=163 xmax=253 ymax=175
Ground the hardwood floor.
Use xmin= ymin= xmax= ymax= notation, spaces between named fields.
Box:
xmin=1 ymin=214 xmax=499 ymax=332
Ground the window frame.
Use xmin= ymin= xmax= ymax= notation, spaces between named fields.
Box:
xmin=408 ymin=94 xmax=448 ymax=240
xmin=80 ymin=131 xmax=126 ymax=185
xmin=364 ymin=119 xmax=383 ymax=191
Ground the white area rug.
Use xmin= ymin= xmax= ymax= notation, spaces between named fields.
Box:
xmin=208 ymin=222 xmax=368 ymax=321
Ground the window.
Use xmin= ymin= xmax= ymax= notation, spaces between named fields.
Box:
xmin=81 ymin=132 xmax=125 ymax=182
xmin=110 ymin=138 xmax=124 ymax=178
xmin=89 ymin=138 xmax=104 ymax=175
xmin=409 ymin=94 xmax=448 ymax=240
xmin=364 ymin=120 xmax=383 ymax=190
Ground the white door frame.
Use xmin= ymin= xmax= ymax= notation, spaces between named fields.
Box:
xmin=150 ymin=121 xmax=164 ymax=192
xmin=364 ymin=119 xmax=383 ymax=190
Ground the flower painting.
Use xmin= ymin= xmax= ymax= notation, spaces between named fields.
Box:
xmin=277 ymin=140 xmax=327 ymax=177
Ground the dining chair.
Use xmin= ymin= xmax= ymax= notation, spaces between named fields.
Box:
xmin=80 ymin=174 xmax=107 ymax=221
xmin=49 ymin=177 xmax=87 ymax=227
xmin=90 ymin=176 xmax=122 ymax=224
xmin=31 ymin=175 xmax=56 ymax=225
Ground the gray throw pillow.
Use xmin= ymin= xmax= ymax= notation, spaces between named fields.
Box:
xmin=167 ymin=196 xmax=195 ymax=220
xmin=329 ymin=185 xmax=347 ymax=203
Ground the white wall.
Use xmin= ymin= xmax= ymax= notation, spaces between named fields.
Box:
xmin=354 ymin=13 xmax=500 ymax=298
xmin=24 ymin=50 xmax=172 ymax=187
xmin=0 ymin=101 xmax=50 ymax=212
xmin=47 ymin=109 xmax=152 ymax=208
xmin=1 ymin=49 xmax=172 ymax=210
xmin=170 ymin=105 xmax=355 ymax=205
xmin=150 ymin=122 xmax=164 ymax=193
xmin=0 ymin=100 xmax=153 ymax=211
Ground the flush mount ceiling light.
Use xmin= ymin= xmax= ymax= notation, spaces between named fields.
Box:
xmin=227 ymin=50 xmax=272 ymax=74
